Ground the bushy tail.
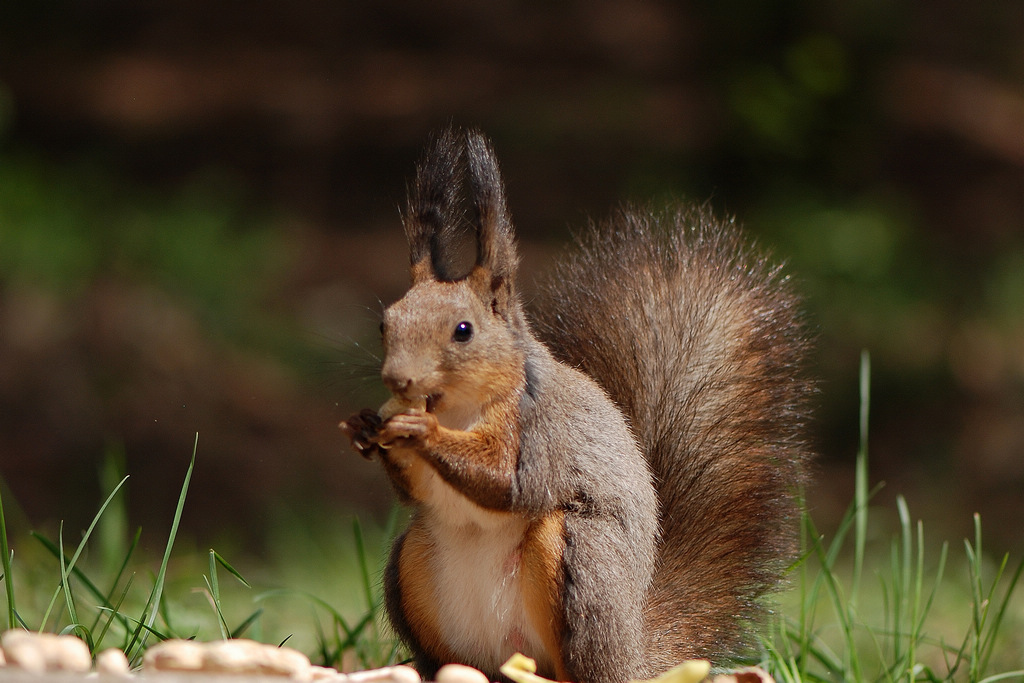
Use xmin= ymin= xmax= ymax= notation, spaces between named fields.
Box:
xmin=532 ymin=205 xmax=812 ymax=670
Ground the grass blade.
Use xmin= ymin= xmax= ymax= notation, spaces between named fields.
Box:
xmin=98 ymin=445 xmax=130 ymax=574
xmin=209 ymin=550 xmax=220 ymax=607
xmin=204 ymin=550 xmax=230 ymax=640
xmin=852 ymin=349 xmax=870 ymax=607
xmin=979 ymin=554 xmax=1024 ymax=674
xmin=94 ymin=573 xmax=136 ymax=651
xmin=352 ymin=518 xmax=375 ymax=614
xmin=212 ymin=549 xmax=251 ymax=589
xmin=256 ymin=588 xmax=355 ymax=637
xmin=979 ymin=671 xmax=1024 ymax=683
xmin=64 ymin=476 xmax=130 ymax=580
xmin=36 ymin=474 xmax=130 ymax=636
xmin=117 ymin=609 xmax=173 ymax=643
xmin=33 ymin=533 xmax=116 ymax=615
xmin=203 ymin=576 xmax=230 ymax=640
xmin=230 ymin=608 xmax=264 ymax=639
xmin=204 ymin=549 xmax=253 ymax=640
xmin=57 ymin=523 xmax=85 ymax=644
xmin=91 ymin=526 xmax=142 ymax=641
xmin=126 ymin=434 xmax=197 ymax=665
xmin=0 ymin=483 xmax=16 ymax=630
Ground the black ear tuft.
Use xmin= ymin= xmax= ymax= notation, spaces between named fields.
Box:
xmin=403 ymin=127 xmax=465 ymax=282
xmin=465 ymin=130 xmax=518 ymax=285
xmin=401 ymin=128 xmax=521 ymax=298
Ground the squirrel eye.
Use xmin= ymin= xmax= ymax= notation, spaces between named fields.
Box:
xmin=452 ymin=320 xmax=474 ymax=343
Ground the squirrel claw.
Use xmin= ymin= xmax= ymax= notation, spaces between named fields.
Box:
xmin=352 ymin=438 xmax=379 ymax=458
xmin=340 ymin=409 xmax=385 ymax=459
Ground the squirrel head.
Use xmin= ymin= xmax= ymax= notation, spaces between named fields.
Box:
xmin=380 ymin=128 xmax=527 ymax=416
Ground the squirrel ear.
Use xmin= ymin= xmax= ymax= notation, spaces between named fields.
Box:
xmin=467 ymin=267 xmax=513 ymax=319
xmin=403 ymin=127 xmax=464 ymax=284
xmin=465 ymin=130 xmax=518 ymax=290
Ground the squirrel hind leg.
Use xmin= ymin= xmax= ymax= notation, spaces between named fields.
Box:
xmin=557 ymin=513 xmax=651 ymax=683
xmin=520 ymin=511 xmax=569 ymax=682
xmin=384 ymin=521 xmax=453 ymax=680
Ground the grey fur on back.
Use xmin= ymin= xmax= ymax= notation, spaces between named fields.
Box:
xmin=532 ymin=206 xmax=813 ymax=670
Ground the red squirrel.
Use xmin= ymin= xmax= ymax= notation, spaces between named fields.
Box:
xmin=341 ymin=127 xmax=812 ymax=683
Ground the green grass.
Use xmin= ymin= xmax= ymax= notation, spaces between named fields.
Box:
xmin=0 ymin=354 xmax=1022 ymax=680
xmin=1 ymin=438 xmax=201 ymax=664
xmin=0 ymin=435 xmax=405 ymax=671
xmin=764 ymin=353 xmax=1024 ymax=683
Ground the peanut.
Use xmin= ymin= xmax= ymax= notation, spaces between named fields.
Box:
xmin=96 ymin=647 xmax=132 ymax=676
xmin=143 ymin=638 xmax=312 ymax=679
xmin=1 ymin=629 xmax=91 ymax=673
xmin=311 ymin=664 xmax=349 ymax=681
xmin=347 ymin=664 xmax=422 ymax=683
xmin=378 ymin=396 xmax=427 ymax=420
xmin=143 ymin=639 xmax=206 ymax=671
xmin=436 ymin=663 xmax=490 ymax=683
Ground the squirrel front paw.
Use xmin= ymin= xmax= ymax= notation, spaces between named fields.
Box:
xmin=379 ymin=409 xmax=439 ymax=450
xmin=340 ymin=408 xmax=384 ymax=458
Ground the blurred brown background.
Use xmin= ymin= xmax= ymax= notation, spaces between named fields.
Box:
xmin=0 ymin=0 xmax=1021 ymax=553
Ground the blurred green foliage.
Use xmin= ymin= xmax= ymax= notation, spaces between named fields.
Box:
xmin=0 ymin=148 xmax=290 ymax=344
xmin=0 ymin=0 xmax=1021 ymax=551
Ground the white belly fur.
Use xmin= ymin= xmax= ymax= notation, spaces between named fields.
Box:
xmin=418 ymin=458 xmax=551 ymax=675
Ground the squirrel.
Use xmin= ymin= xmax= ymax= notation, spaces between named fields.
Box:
xmin=340 ymin=127 xmax=812 ymax=683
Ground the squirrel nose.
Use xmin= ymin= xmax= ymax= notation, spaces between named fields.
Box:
xmin=382 ymin=373 xmax=413 ymax=396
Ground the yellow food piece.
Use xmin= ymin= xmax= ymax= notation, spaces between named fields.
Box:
xmin=499 ymin=654 xmax=546 ymax=683
xmin=378 ymin=395 xmax=427 ymax=419
xmin=499 ymin=653 xmax=712 ymax=683
xmin=639 ymin=659 xmax=712 ymax=683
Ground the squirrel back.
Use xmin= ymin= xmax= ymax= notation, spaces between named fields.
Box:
xmin=532 ymin=208 xmax=812 ymax=668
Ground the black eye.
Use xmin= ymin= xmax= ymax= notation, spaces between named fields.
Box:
xmin=379 ymin=321 xmax=385 ymax=336
xmin=452 ymin=320 xmax=474 ymax=343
